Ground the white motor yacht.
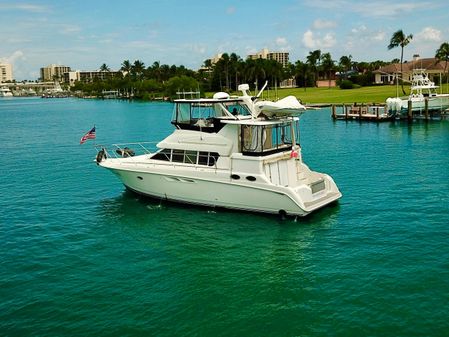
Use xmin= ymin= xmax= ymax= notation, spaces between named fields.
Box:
xmin=386 ymin=69 xmax=449 ymax=115
xmin=95 ymin=84 xmax=341 ymax=217
xmin=0 ymin=86 xmax=13 ymax=97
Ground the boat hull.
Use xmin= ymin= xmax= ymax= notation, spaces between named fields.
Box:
xmin=387 ymin=95 xmax=449 ymax=115
xmin=101 ymin=161 xmax=341 ymax=217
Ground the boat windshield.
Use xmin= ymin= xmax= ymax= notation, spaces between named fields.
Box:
xmin=241 ymin=120 xmax=300 ymax=156
xmin=171 ymin=100 xmax=251 ymax=132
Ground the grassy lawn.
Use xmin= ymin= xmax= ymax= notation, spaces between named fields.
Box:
xmin=274 ymin=85 xmax=400 ymax=105
xmin=218 ymin=83 xmax=449 ymax=105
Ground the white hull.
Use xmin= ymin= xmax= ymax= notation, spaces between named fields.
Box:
xmin=387 ymin=95 xmax=449 ymax=114
xmin=386 ymin=70 xmax=449 ymax=115
xmin=100 ymin=155 xmax=341 ymax=217
xmin=0 ymin=91 xmax=13 ymax=97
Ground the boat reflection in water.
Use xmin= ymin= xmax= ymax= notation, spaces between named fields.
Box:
xmin=95 ymin=83 xmax=341 ymax=217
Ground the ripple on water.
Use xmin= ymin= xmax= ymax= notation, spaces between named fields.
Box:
xmin=1 ymin=100 xmax=449 ymax=336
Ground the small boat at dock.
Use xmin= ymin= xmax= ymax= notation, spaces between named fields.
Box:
xmin=0 ymin=86 xmax=13 ymax=97
xmin=386 ymin=69 xmax=449 ymax=116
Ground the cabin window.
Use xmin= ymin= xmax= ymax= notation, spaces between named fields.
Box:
xmin=198 ymin=151 xmax=219 ymax=166
xmin=184 ymin=150 xmax=197 ymax=164
xmin=209 ymin=152 xmax=219 ymax=166
xmin=241 ymin=121 xmax=299 ymax=156
xmin=172 ymin=149 xmax=184 ymax=163
xmin=191 ymin=103 xmax=215 ymax=119
xmin=226 ymin=103 xmax=251 ymax=116
xmin=151 ymin=148 xmax=171 ymax=161
xmin=151 ymin=149 xmax=219 ymax=166
xmin=176 ymin=104 xmax=191 ymax=123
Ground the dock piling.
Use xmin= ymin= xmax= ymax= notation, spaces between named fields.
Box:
xmin=407 ymin=100 xmax=413 ymax=122
xmin=424 ymin=98 xmax=429 ymax=120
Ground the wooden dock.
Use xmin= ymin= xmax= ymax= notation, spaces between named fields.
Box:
xmin=331 ymin=104 xmax=392 ymax=121
xmin=331 ymin=100 xmax=449 ymax=122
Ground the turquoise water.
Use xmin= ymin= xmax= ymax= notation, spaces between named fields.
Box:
xmin=1 ymin=97 xmax=448 ymax=336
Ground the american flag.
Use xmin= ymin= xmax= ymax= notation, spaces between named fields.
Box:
xmin=80 ymin=126 xmax=96 ymax=144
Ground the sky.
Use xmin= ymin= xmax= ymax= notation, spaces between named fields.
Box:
xmin=1 ymin=0 xmax=448 ymax=81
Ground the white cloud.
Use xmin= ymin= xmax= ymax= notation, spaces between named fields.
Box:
xmin=351 ymin=25 xmax=367 ymax=34
xmin=304 ymin=0 xmax=434 ymax=18
xmin=226 ymin=6 xmax=236 ymax=15
xmin=0 ymin=50 xmax=26 ymax=64
xmin=304 ymin=0 xmax=346 ymax=9
xmin=61 ymin=24 xmax=81 ymax=35
xmin=416 ymin=27 xmax=442 ymax=42
xmin=313 ymin=19 xmax=337 ymax=30
xmin=349 ymin=24 xmax=386 ymax=44
xmin=190 ymin=44 xmax=206 ymax=54
xmin=0 ymin=4 xmax=49 ymax=13
xmin=372 ymin=31 xmax=386 ymax=41
xmin=276 ymin=37 xmax=288 ymax=46
xmin=352 ymin=2 xmax=432 ymax=17
xmin=302 ymin=30 xmax=336 ymax=49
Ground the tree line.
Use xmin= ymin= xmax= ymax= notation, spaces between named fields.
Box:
xmin=70 ymin=36 xmax=449 ymax=99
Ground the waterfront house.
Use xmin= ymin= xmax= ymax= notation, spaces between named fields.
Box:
xmin=373 ymin=55 xmax=446 ymax=84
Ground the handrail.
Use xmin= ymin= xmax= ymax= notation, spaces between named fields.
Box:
xmin=95 ymin=141 xmax=159 ymax=159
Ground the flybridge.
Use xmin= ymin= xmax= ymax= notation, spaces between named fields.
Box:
xmin=171 ymin=82 xmax=306 ymax=133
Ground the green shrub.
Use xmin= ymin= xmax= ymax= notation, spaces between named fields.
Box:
xmin=340 ymin=80 xmax=354 ymax=89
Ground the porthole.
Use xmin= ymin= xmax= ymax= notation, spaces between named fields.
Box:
xmin=246 ymin=176 xmax=256 ymax=182
xmin=137 ymin=176 xmax=143 ymax=180
xmin=231 ymin=174 xmax=240 ymax=180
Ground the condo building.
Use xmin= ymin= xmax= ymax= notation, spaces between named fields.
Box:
xmin=0 ymin=63 xmax=13 ymax=83
xmin=40 ymin=64 xmax=71 ymax=82
xmin=248 ymin=48 xmax=289 ymax=68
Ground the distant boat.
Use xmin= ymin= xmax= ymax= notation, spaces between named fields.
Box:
xmin=0 ymin=86 xmax=13 ymax=97
xmin=386 ymin=69 xmax=449 ymax=116
xmin=42 ymin=81 xmax=68 ymax=98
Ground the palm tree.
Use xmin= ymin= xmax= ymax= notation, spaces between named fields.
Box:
xmin=229 ymin=53 xmax=242 ymax=91
xmin=99 ymin=63 xmax=110 ymax=72
xmin=267 ymin=60 xmax=284 ymax=91
xmin=435 ymin=42 xmax=449 ymax=87
xmin=388 ymin=29 xmax=413 ymax=95
xmin=339 ymin=55 xmax=352 ymax=79
xmin=151 ymin=61 xmax=161 ymax=82
xmin=306 ymin=49 xmax=321 ymax=87
xmin=221 ymin=53 xmax=230 ymax=90
xmin=121 ymin=60 xmax=131 ymax=77
xmin=131 ymin=60 xmax=145 ymax=81
xmin=294 ymin=60 xmax=309 ymax=91
xmin=320 ymin=53 xmax=335 ymax=88
xmin=245 ymin=59 xmax=266 ymax=92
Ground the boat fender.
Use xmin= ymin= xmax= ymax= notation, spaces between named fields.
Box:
xmin=116 ymin=147 xmax=135 ymax=157
xmin=96 ymin=148 xmax=107 ymax=164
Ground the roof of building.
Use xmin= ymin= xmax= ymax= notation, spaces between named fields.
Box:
xmin=373 ymin=57 xmax=446 ymax=74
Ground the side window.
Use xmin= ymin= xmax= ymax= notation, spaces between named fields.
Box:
xmin=172 ymin=149 xmax=184 ymax=163
xmin=151 ymin=149 xmax=219 ymax=166
xmin=176 ymin=104 xmax=191 ymax=123
xmin=151 ymin=148 xmax=171 ymax=161
xmin=198 ymin=151 xmax=209 ymax=165
xmin=209 ymin=152 xmax=219 ymax=166
xmin=184 ymin=150 xmax=197 ymax=164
